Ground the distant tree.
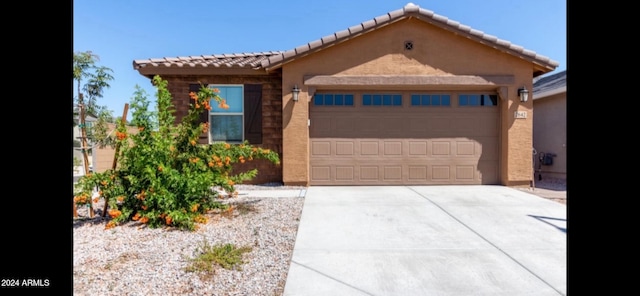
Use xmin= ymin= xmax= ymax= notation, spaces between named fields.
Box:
xmin=73 ymin=51 xmax=115 ymax=169
xmin=73 ymin=51 xmax=114 ymax=116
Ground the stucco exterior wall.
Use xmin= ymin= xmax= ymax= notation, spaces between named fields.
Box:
xmin=533 ymin=93 xmax=566 ymax=180
xmin=281 ymin=18 xmax=535 ymax=186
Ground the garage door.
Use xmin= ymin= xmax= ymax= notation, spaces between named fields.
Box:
xmin=309 ymin=92 xmax=499 ymax=185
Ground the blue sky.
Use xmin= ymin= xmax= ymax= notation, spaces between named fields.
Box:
xmin=73 ymin=0 xmax=566 ymax=116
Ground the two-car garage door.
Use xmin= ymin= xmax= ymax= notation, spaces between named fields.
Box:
xmin=309 ymin=92 xmax=499 ymax=185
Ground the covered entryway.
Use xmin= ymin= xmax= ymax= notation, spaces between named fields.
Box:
xmin=309 ymin=91 xmax=499 ymax=185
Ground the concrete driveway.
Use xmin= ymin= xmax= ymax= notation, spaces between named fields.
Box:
xmin=283 ymin=185 xmax=566 ymax=296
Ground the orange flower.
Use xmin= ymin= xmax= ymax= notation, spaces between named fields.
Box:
xmin=74 ymin=195 xmax=88 ymax=204
xmin=228 ymin=180 xmax=235 ymax=186
xmin=93 ymin=197 xmax=99 ymax=203
xmin=132 ymin=213 xmax=141 ymax=221
xmin=189 ymin=92 xmax=198 ymax=100
xmin=194 ymin=215 xmax=208 ymax=224
xmin=224 ymin=143 xmax=231 ymax=149
xmin=218 ymin=100 xmax=229 ymax=109
xmin=116 ymin=196 xmax=124 ymax=202
xmin=115 ymin=131 xmax=127 ymax=140
xmin=191 ymin=203 xmax=200 ymax=212
xmin=190 ymin=140 xmax=197 ymax=146
xmin=141 ymin=205 xmax=148 ymax=210
xmin=108 ymin=209 xmax=122 ymax=219
xmin=140 ymin=217 xmax=149 ymax=224
xmin=136 ymin=190 xmax=146 ymax=200
xmin=138 ymin=126 xmax=145 ymax=131
xmin=208 ymin=161 xmax=215 ymax=167
xmin=105 ymin=221 xmax=116 ymax=230
xmin=239 ymin=156 xmax=245 ymax=163
xmin=165 ymin=216 xmax=172 ymax=225
xmin=100 ymin=180 xmax=108 ymax=186
xmin=158 ymin=166 xmax=163 ymax=172
xmin=211 ymin=88 xmax=220 ymax=93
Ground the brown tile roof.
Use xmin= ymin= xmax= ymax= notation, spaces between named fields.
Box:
xmin=133 ymin=51 xmax=284 ymax=71
xmin=133 ymin=3 xmax=558 ymax=75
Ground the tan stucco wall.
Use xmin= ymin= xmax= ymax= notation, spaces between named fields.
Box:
xmin=280 ymin=18 xmax=539 ymax=186
xmin=501 ymin=81 xmax=533 ymax=187
xmin=533 ymin=93 xmax=566 ymax=180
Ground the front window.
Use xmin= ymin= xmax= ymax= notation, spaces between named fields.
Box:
xmin=209 ymin=85 xmax=243 ymax=143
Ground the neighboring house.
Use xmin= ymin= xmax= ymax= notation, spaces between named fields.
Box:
xmin=132 ymin=3 xmax=558 ymax=187
xmin=532 ymin=70 xmax=566 ymax=181
xmin=73 ymin=113 xmax=97 ymax=175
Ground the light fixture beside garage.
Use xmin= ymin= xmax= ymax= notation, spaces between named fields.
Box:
xmin=292 ymin=84 xmax=301 ymax=102
xmin=517 ymin=86 xmax=529 ymax=102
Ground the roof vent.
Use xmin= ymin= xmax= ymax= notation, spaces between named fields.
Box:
xmin=404 ymin=41 xmax=414 ymax=50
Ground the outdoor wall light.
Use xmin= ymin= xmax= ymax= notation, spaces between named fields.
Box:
xmin=517 ymin=86 xmax=529 ymax=102
xmin=292 ymin=84 xmax=301 ymax=102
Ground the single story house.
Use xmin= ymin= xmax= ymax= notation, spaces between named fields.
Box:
xmin=532 ymin=70 xmax=566 ymax=181
xmin=133 ymin=3 xmax=558 ymax=187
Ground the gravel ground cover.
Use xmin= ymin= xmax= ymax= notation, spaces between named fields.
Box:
xmin=73 ymin=185 xmax=305 ymax=296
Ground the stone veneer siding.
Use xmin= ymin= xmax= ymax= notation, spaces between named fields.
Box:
xmin=160 ymin=72 xmax=283 ymax=185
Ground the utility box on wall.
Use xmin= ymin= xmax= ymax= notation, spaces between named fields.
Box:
xmin=542 ymin=153 xmax=555 ymax=166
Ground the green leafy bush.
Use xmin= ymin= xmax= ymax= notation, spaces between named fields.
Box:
xmin=74 ymin=75 xmax=280 ymax=230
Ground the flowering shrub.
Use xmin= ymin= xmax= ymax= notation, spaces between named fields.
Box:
xmin=74 ymin=75 xmax=280 ymax=230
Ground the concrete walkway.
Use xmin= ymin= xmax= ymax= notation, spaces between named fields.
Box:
xmin=283 ymin=186 xmax=566 ymax=296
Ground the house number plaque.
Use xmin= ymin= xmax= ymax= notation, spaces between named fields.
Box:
xmin=514 ymin=111 xmax=527 ymax=119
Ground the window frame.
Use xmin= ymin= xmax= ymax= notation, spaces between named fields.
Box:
xmin=208 ymin=84 xmax=245 ymax=144
xmin=362 ymin=93 xmax=403 ymax=106
xmin=313 ymin=93 xmax=355 ymax=106
xmin=410 ymin=93 xmax=452 ymax=107
xmin=458 ymin=94 xmax=498 ymax=107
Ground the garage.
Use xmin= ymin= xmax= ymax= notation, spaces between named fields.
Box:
xmin=309 ymin=91 xmax=499 ymax=185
